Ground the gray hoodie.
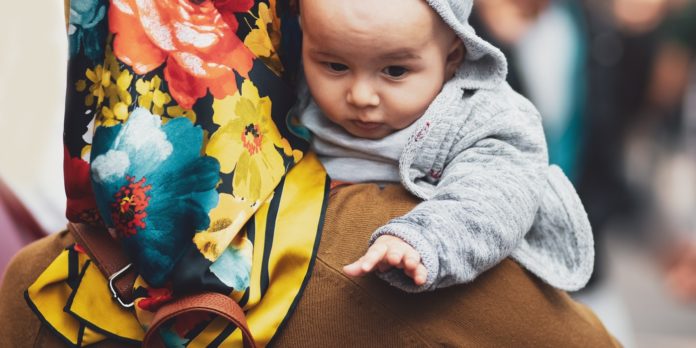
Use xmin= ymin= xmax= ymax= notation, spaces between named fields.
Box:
xmin=300 ymin=0 xmax=594 ymax=292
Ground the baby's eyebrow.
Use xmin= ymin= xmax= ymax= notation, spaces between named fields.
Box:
xmin=379 ymin=50 xmax=421 ymax=60
xmin=307 ymin=48 xmax=341 ymax=59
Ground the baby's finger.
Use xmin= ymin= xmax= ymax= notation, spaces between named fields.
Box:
xmin=360 ymin=243 xmax=389 ymax=272
xmin=386 ymin=248 xmax=405 ymax=267
xmin=403 ymin=250 xmax=421 ymax=271
xmin=343 ymin=261 xmax=365 ymax=276
xmin=413 ymin=264 xmax=428 ymax=286
xmin=404 ymin=263 xmax=417 ymax=279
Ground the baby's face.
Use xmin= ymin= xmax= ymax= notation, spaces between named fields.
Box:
xmin=301 ymin=0 xmax=463 ymax=139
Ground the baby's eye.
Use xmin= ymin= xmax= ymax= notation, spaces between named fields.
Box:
xmin=382 ymin=66 xmax=408 ymax=78
xmin=326 ymin=62 xmax=349 ymax=72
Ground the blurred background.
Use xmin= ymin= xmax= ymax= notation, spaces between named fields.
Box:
xmin=2 ymin=1 xmax=696 ymax=347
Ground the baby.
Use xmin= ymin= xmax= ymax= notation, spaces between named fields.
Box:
xmin=298 ymin=0 xmax=594 ymax=292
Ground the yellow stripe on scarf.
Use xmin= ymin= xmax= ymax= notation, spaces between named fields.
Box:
xmin=217 ymin=152 xmax=327 ymax=347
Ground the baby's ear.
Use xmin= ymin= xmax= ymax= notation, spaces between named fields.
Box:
xmin=445 ymin=39 xmax=465 ymax=78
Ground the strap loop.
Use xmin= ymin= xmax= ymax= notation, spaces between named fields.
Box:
xmin=108 ymin=263 xmax=135 ymax=308
xmin=69 ymin=222 xmax=137 ymax=304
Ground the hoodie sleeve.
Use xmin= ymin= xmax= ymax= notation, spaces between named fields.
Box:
xmin=370 ymin=104 xmax=548 ymax=292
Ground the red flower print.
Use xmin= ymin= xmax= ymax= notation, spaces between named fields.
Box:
xmin=74 ymin=243 xmax=88 ymax=254
xmin=137 ymin=286 xmax=174 ymax=312
xmin=241 ymin=123 xmax=263 ymax=155
xmin=64 ymin=146 xmax=101 ymax=225
xmin=109 ymin=0 xmax=255 ymax=109
xmin=111 ymin=176 xmax=151 ymax=237
xmin=212 ymin=0 xmax=256 ymax=30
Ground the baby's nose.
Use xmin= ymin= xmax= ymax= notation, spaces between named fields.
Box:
xmin=346 ymin=80 xmax=380 ymax=108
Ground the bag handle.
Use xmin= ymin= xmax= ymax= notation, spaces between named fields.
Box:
xmin=144 ymin=292 xmax=257 ymax=348
xmin=68 ymin=222 xmax=257 ymax=347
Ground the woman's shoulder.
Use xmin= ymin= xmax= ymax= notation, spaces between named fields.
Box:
xmin=0 ymin=229 xmax=75 ymax=347
xmin=3 ymin=229 xmax=74 ymax=286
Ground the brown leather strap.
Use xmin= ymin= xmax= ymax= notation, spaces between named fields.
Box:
xmin=143 ymin=292 xmax=257 ymax=348
xmin=68 ymin=222 xmax=137 ymax=304
xmin=69 ymin=222 xmax=257 ymax=346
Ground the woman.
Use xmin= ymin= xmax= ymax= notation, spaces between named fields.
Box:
xmin=0 ymin=1 xmax=619 ymax=346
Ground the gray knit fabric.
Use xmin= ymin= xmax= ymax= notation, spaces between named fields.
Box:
xmin=424 ymin=0 xmax=508 ymax=91
xmin=298 ymin=0 xmax=594 ymax=292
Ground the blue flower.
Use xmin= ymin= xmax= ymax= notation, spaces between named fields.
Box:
xmin=68 ymin=0 xmax=108 ymax=61
xmin=209 ymin=238 xmax=253 ymax=290
xmin=90 ymin=108 xmax=220 ymax=287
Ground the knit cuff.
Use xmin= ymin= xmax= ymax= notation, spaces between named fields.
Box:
xmin=369 ymin=222 xmax=439 ymax=293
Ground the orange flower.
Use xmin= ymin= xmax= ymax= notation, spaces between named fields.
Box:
xmin=109 ymin=0 xmax=255 ymax=109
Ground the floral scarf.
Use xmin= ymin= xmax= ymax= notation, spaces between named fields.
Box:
xmin=26 ymin=0 xmax=328 ymax=346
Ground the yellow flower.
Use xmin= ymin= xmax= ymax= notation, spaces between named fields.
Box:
xmin=206 ymin=79 xmax=288 ymax=203
xmin=280 ymin=137 xmax=304 ymax=163
xmin=135 ymin=76 xmax=196 ymax=124
xmin=85 ymin=65 xmax=110 ymax=107
xmin=82 ymin=44 xmax=135 ymax=127
xmin=135 ymin=76 xmax=198 ymax=125
xmin=135 ymin=78 xmax=151 ymax=95
xmin=75 ymin=79 xmax=87 ymax=92
xmin=136 ymin=76 xmax=170 ymax=114
xmin=244 ymin=0 xmax=283 ymax=74
xmin=100 ymin=107 xmax=119 ymax=127
xmin=116 ymin=70 xmax=134 ymax=105
xmin=193 ymin=193 xmax=255 ymax=261
xmin=80 ymin=145 xmax=92 ymax=162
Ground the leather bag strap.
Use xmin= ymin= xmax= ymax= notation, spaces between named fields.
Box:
xmin=68 ymin=222 xmax=257 ymax=347
xmin=143 ymin=292 xmax=257 ymax=348
xmin=68 ymin=222 xmax=136 ymax=305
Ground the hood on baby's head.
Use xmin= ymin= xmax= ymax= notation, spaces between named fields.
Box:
xmin=425 ymin=0 xmax=508 ymax=90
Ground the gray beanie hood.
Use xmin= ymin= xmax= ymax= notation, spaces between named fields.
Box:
xmin=425 ymin=0 xmax=508 ymax=90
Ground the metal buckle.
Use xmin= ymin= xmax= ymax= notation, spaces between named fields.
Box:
xmin=108 ymin=263 xmax=135 ymax=308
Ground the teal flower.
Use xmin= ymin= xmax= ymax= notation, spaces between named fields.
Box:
xmin=209 ymin=236 xmax=253 ymax=290
xmin=90 ymin=108 xmax=220 ymax=287
xmin=68 ymin=0 xmax=108 ymax=61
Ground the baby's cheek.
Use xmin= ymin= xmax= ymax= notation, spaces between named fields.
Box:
xmin=388 ymin=98 xmax=432 ymax=129
xmin=391 ymin=78 xmax=441 ymax=126
xmin=305 ymin=75 xmax=341 ymax=112
xmin=311 ymin=88 xmax=339 ymax=114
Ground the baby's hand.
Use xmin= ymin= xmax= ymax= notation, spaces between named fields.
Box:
xmin=343 ymin=235 xmax=427 ymax=286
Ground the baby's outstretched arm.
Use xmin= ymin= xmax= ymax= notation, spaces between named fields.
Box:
xmin=344 ymin=235 xmax=428 ymax=286
xmin=371 ymin=94 xmax=549 ymax=293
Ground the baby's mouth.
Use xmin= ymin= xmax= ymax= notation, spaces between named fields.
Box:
xmin=353 ymin=121 xmax=382 ymax=130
